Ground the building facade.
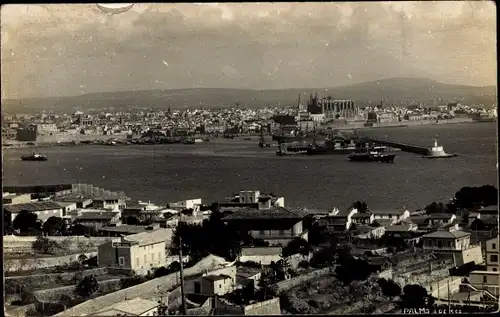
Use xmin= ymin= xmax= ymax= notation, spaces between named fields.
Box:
xmin=307 ymin=93 xmax=359 ymax=119
xmin=485 ymin=236 xmax=499 ymax=272
xmin=97 ymin=228 xmax=172 ymax=275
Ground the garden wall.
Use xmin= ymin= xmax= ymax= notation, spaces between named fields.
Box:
xmin=5 ymin=268 xmax=107 ymax=286
xmin=244 ymin=297 xmax=281 ymax=315
xmin=275 ymin=267 xmax=334 ymax=293
xmin=33 ymin=279 xmax=122 ymax=302
xmin=4 ymin=252 xmax=98 ymax=272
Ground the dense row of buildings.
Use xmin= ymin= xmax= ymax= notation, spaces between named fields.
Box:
xmin=2 ymin=97 xmax=496 ymax=143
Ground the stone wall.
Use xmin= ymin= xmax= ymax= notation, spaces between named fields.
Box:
xmin=3 ymin=235 xmax=111 ymax=254
xmin=275 ymin=267 xmax=334 ymax=293
xmin=214 ymin=297 xmax=244 ymax=315
xmin=33 ymin=278 xmax=122 ymax=302
xmin=4 ymin=252 xmax=98 ymax=272
xmin=429 ymin=276 xmax=462 ymax=298
xmin=243 ymin=297 xmax=281 ymax=315
xmin=454 ymin=245 xmax=483 ymax=266
xmin=5 ymin=267 xmax=107 ymax=286
xmin=52 ymin=255 xmax=231 ymax=317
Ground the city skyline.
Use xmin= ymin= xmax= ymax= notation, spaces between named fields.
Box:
xmin=1 ymin=2 xmax=496 ymax=100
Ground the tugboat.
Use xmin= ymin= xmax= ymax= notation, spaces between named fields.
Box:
xmin=348 ymin=149 xmax=396 ymax=163
xmin=21 ymin=152 xmax=48 ymax=161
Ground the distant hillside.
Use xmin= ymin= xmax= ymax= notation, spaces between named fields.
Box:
xmin=2 ymin=78 xmax=496 ymax=114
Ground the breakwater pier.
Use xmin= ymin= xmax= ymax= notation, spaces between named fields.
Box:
xmin=364 ymin=138 xmax=429 ymax=155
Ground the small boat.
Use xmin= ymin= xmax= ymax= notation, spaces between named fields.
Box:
xmin=21 ymin=152 xmax=48 ymax=161
xmin=348 ymin=150 xmax=396 ymax=163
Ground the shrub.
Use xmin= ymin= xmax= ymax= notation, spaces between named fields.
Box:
xmin=74 ymin=275 xmax=99 ymax=298
xmin=298 ymin=260 xmax=310 ymax=269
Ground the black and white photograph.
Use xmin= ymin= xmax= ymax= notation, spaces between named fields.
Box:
xmin=1 ymin=2 xmax=499 ymax=316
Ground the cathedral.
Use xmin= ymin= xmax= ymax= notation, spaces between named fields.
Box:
xmin=306 ymin=92 xmax=359 ymax=120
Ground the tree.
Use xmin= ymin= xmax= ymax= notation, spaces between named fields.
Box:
xmin=13 ymin=210 xmax=41 ymax=234
xmin=282 ymin=238 xmax=312 ymax=258
xmin=351 ymin=201 xmax=368 ymax=213
xmin=454 ymin=185 xmax=498 ymax=209
xmin=77 ymin=240 xmax=93 ymax=255
xmin=70 ymin=224 xmax=96 ymax=236
xmin=60 ymin=294 xmax=73 ymax=310
xmin=43 ymin=216 xmax=66 ymax=236
xmin=125 ymin=216 xmax=141 ymax=225
xmin=401 ymin=284 xmax=428 ymax=308
xmin=75 ymin=275 xmax=99 ymax=298
xmin=32 ymin=236 xmax=59 ymax=254
xmin=424 ymin=202 xmax=446 ymax=214
xmin=377 ymin=278 xmax=401 ymax=300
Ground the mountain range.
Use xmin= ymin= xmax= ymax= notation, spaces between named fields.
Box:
xmin=2 ymin=78 xmax=496 ymax=114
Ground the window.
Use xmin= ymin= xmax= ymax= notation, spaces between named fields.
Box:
xmin=144 ymin=254 xmax=147 ymax=263
xmin=493 ymin=243 xmax=497 ymax=250
xmin=158 ymin=252 xmax=161 ymax=262
xmin=136 ymin=257 xmax=140 ymax=267
xmin=279 ymin=230 xmax=285 ymax=236
xmin=437 ymin=240 xmax=442 ymax=248
xmin=259 ymin=230 xmax=265 ymax=236
xmin=119 ymin=257 xmax=125 ymax=266
xmin=490 ymin=254 xmax=498 ymax=263
xmin=493 ymin=268 xmax=498 ymax=272
xmin=483 ymin=276 xmax=487 ymax=283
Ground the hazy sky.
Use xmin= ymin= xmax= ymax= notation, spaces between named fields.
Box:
xmin=1 ymin=2 xmax=496 ymax=99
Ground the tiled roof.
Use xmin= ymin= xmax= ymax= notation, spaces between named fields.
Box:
xmin=94 ymin=297 xmax=158 ymax=316
xmin=241 ymin=247 xmax=282 ymax=256
xmin=429 ymin=213 xmax=454 ymax=219
xmin=75 ymin=211 xmax=119 ymax=221
xmin=480 ymin=205 xmax=498 ymax=212
xmin=98 ymin=225 xmax=148 ymax=234
xmin=371 ymin=209 xmax=405 ymax=215
xmin=352 ymin=213 xmax=372 ymax=218
xmin=373 ymin=218 xmax=394 ymax=226
xmin=123 ymin=228 xmax=173 ymax=246
xmin=385 ymin=225 xmax=412 ymax=232
xmin=203 ymin=274 xmax=232 ymax=282
xmin=4 ymin=201 xmax=63 ymax=213
xmin=422 ymin=229 xmax=471 ymax=239
xmin=222 ymin=206 xmax=305 ymax=221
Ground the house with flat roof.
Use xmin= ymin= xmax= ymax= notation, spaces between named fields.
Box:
xmin=90 ymin=297 xmax=159 ymax=316
xmin=91 ymin=196 xmax=126 ymax=211
xmin=223 ymin=206 xmax=307 ymax=246
xmin=318 ymin=208 xmax=357 ymax=232
xmin=97 ymin=228 xmax=173 ymax=275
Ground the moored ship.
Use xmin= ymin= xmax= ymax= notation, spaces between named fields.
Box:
xmin=348 ymin=150 xmax=396 ymax=163
xmin=21 ymin=152 xmax=48 ymax=161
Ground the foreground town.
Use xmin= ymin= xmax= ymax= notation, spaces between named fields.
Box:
xmin=3 ymin=183 xmax=499 ymax=316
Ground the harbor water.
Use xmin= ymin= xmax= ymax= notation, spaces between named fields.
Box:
xmin=2 ymin=123 xmax=497 ymax=211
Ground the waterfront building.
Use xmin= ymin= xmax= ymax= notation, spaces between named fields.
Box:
xmin=97 ymin=227 xmax=173 ymax=275
xmin=317 ymin=208 xmax=357 ymax=231
xmin=307 ymin=92 xmax=359 ymax=120
xmin=92 ymin=196 xmax=127 ymax=211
